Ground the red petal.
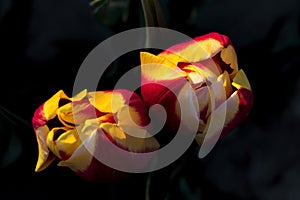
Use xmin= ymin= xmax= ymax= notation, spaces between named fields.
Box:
xmin=32 ymin=103 xmax=46 ymax=130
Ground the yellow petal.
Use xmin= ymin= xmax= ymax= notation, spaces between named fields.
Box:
xmin=70 ymin=89 xmax=88 ymax=101
xmin=117 ymin=106 xmax=149 ymax=134
xmin=182 ymin=63 xmax=217 ymax=84
xmin=219 ymin=71 xmax=234 ymax=98
xmin=100 ymin=122 xmax=160 ymax=153
xmin=88 ymin=91 xmax=125 ymax=114
xmin=47 ymin=118 xmax=101 ymax=161
xmin=140 ymin=52 xmax=186 ymax=81
xmin=220 ymin=45 xmax=239 ymax=78
xmin=46 ymin=127 xmax=81 ymax=160
xmin=57 ymin=100 xmax=98 ymax=128
xmin=57 ymin=131 xmax=96 ymax=171
xmin=232 ymin=69 xmax=252 ymax=90
xmin=43 ymin=90 xmax=69 ymax=120
xmin=42 ymin=90 xmax=87 ymax=121
xmin=159 ymin=38 xmax=223 ymax=64
xmin=35 ymin=125 xmax=56 ymax=172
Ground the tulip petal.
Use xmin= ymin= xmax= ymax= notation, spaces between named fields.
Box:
xmin=221 ymin=89 xmax=253 ymax=137
xmin=140 ymin=52 xmax=188 ymax=111
xmin=57 ymin=118 xmax=102 ymax=171
xmin=159 ymin=32 xmax=231 ymax=64
xmin=100 ymin=122 xmax=160 ymax=153
xmin=57 ymin=133 xmax=95 ymax=172
xmin=89 ymin=90 xmax=151 ymax=126
xmin=204 ymin=73 xmax=228 ymax=119
xmin=57 ymin=99 xmax=102 ymax=128
xmin=32 ymin=104 xmax=47 ymax=130
xmin=32 ymin=90 xmax=88 ymax=130
xmin=194 ymin=71 xmax=233 ymax=146
xmin=181 ymin=63 xmax=218 ymax=84
xmin=35 ymin=125 xmax=56 ymax=172
xmin=57 ymin=126 xmax=127 ymax=182
xmin=220 ymin=45 xmax=239 ymax=78
xmin=43 ymin=90 xmax=70 ymax=120
xmin=59 ymin=118 xmax=159 ymax=182
xmin=195 ymin=86 xmax=210 ymax=120
xmin=175 ymin=82 xmax=206 ymax=133
xmin=196 ymin=76 xmax=253 ymax=146
xmin=46 ymin=127 xmax=81 ymax=160
xmin=117 ymin=106 xmax=151 ymax=136
xmin=32 ymin=90 xmax=70 ymax=130
xmin=232 ymin=69 xmax=251 ymax=90
xmin=219 ymin=71 xmax=234 ymax=98
xmin=126 ymin=92 xmax=151 ymax=127
xmin=140 ymin=52 xmax=186 ymax=81
xmin=88 ymin=91 xmax=126 ymax=114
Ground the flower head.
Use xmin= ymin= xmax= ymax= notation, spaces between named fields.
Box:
xmin=32 ymin=89 xmax=159 ymax=182
xmin=140 ymin=32 xmax=253 ymax=146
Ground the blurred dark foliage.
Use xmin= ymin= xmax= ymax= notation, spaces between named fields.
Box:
xmin=0 ymin=0 xmax=300 ymax=199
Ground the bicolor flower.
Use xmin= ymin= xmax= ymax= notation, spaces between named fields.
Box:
xmin=140 ymin=32 xmax=253 ymax=146
xmin=32 ymin=89 xmax=159 ymax=182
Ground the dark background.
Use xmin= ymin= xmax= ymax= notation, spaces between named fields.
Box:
xmin=0 ymin=0 xmax=300 ymax=199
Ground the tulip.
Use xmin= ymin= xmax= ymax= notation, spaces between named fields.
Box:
xmin=32 ymin=89 xmax=160 ymax=182
xmin=140 ymin=32 xmax=253 ymax=146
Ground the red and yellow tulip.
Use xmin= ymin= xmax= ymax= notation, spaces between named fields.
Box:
xmin=32 ymin=89 xmax=159 ymax=182
xmin=140 ymin=32 xmax=253 ymax=146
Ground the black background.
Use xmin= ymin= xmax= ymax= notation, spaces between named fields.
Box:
xmin=0 ymin=0 xmax=300 ymax=199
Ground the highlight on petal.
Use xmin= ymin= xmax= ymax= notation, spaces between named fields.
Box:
xmin=180 ymin=63 xmax=218 ymax=84
xmin=88 ymin=91 xmax=125 ymax=114
xmin=174 ymin=82 xmax=203 ymax=133
xmin=158 ymin=32 xmax=231 ymax=64
xmin=140 ymin=52 xmax=186 ymax=81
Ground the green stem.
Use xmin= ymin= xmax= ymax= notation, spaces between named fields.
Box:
xmin=145 ymin=172 xmax=152 ymax=200
xmin=141 ymin=0 xmax=167 ymax=47
xmin=152 ymin=0 xmax=166 ymax=27
xmin=141 ymin=0 xmax=154 ymax=27
xmin=141 ymin=0 xmax=152 ymax=47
